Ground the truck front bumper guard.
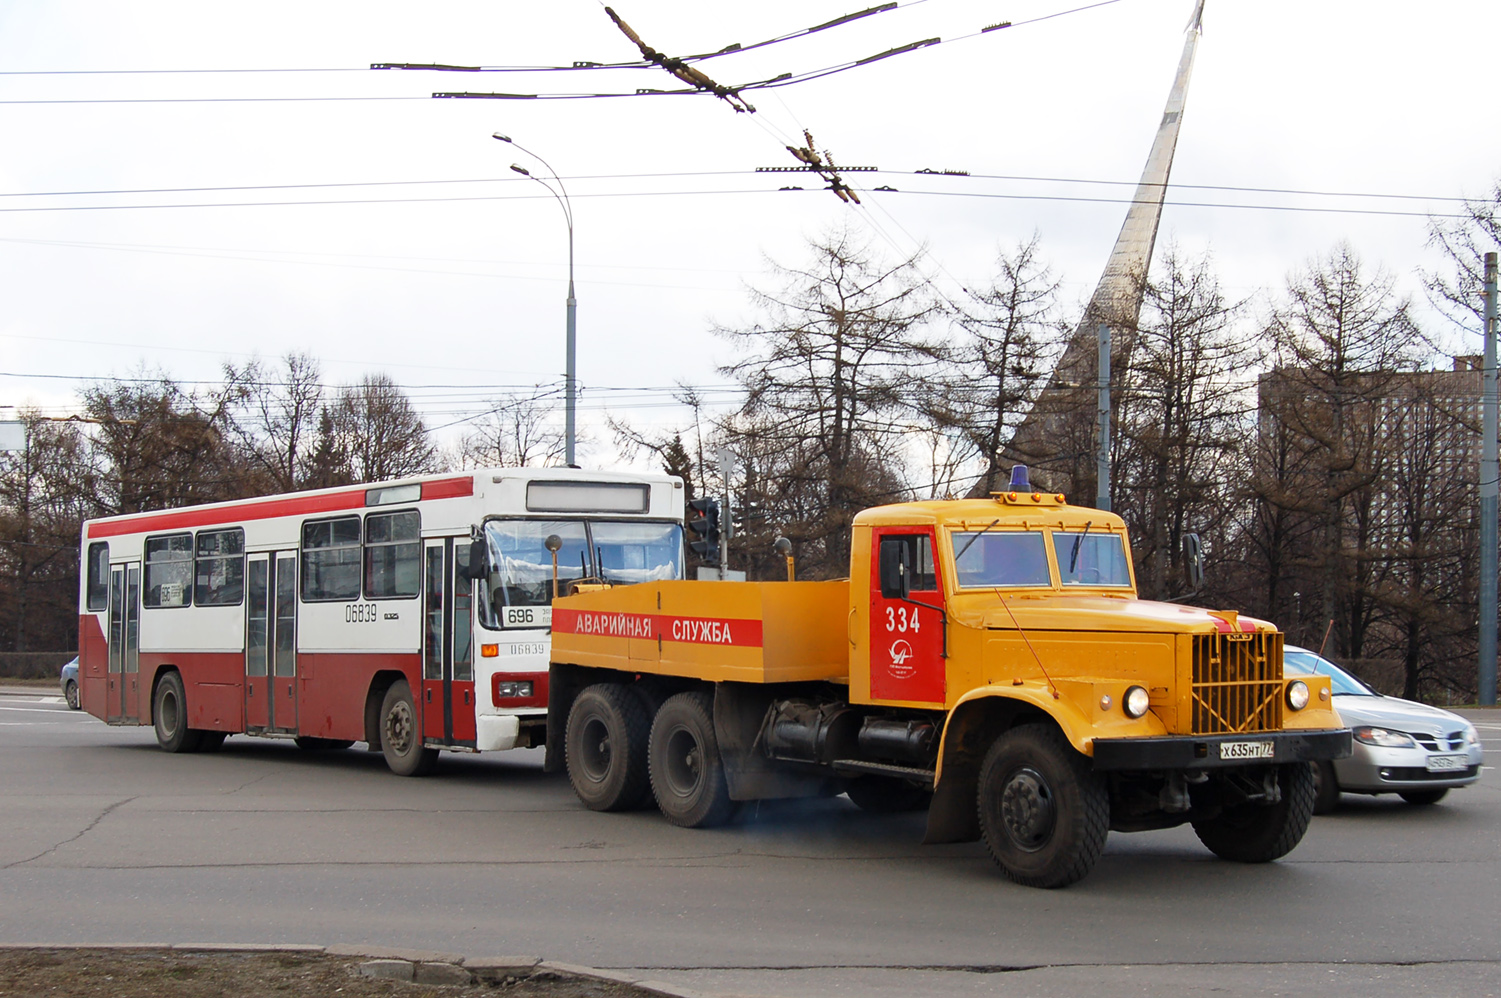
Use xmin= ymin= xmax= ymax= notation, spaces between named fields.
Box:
xmin=1091 ymin=728 xmax=1352 ymax=772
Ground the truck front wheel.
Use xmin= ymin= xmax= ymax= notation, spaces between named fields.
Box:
xmin=1192 ymin=762 xmax=1315 ymax=863
xmin=977 ymin=724 xmax=1109 ymax=888
xmin=649 ymin=691 xmax=733 ymax=828
xmin=565 ymin=683 xmax=653 ymax=811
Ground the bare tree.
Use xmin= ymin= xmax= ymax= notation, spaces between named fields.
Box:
xmin=1258 ymin=243 xmax=1428 ymax=660
xmin=461 ymin=387 xmax=567 ymax=468
xmin=716 ymin=228 xmax=945 ymax=574
xmin=329 ymin=374 xmax=437 ymax=483
xmin=1114 ymin=247 xmax=1253 ymax=599
xmin=225 ymin=352 xmax=325 ymax=492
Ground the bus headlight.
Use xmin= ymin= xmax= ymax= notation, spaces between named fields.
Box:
xmin=494 ymin=680 xmax=534 ymax=700
xmin=1286 ymin=680 xmax=1310 ymax=711
xmin=1123 ymin=685 xmax=1150 ymax=719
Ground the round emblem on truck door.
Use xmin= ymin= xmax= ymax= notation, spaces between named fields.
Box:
xmin=888 ymin=639 xmax=916 ymax=679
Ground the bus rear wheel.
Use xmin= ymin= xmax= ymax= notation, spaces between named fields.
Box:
xmin=380 ymin=680 xmax=438 ymax=777
xmin=153 ymin=672 xmax=204 ymax=753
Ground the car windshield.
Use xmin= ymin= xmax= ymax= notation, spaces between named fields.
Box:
xmin=1283 ymin=648 xmax=1376 ymax=696
xmin=952 ymin=531 xmax=1051 ymax=588
xmin=1055 ymin=531 xmax=1132 ymax=587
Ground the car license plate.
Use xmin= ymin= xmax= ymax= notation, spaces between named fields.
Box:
xmin=1425 ymin=754 xmax=1468 ymax=773
xmin=1220 ymin=740 xmax=1275 ymax=760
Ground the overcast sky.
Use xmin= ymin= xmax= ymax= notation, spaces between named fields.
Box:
xmin=1 ymin=0 xmax=1497 ymax=469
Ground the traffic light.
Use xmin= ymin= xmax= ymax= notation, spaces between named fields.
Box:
xmin=687 ymin=497 xmax=720 ymax=566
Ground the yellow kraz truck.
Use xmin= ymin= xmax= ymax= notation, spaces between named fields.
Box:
xmin=544 ymin=475 xmax=1350 ymax=887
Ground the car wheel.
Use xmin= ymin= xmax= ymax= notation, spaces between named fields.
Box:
xmin=1311 ymin=760 xmax=1340 ymax=815
xmin=1398 ymin=788 xmax=1449 ymax=806
xmin=64 ymin=680 xmax=79 ymax=711
xmin=649 ymin=691 xmax=734 ymax=828
xmin=565 ymin=683 xmax=653 ymax=811
xmin=976 ymin=724 xmax=1109 ymax=888
xmin=380 ymin=680 xmax=438 ymax=777
xmin=1193 ymin=763 xmax=1315 ymax=863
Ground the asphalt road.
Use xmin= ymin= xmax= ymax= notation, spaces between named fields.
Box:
xmin=3 ymin=686 xmax=1498 ymax=998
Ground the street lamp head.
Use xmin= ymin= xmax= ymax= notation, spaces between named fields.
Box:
xmin=509 ymin=164 xmax=530 ymax=177
xmin=492 ymin=132 xmax=513 ymax=143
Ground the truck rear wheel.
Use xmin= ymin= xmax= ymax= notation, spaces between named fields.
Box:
xmin=977 ymin=724 xmax=1108 ymax=888
xmin=566 ymin=683 xmax=653 ymax=811
xmin=1192 ymin=762 xmax=1315 ymax=862
xmin=649 ymin=691 xmax=733 ymax=828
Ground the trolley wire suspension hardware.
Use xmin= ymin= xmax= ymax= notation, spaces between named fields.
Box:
xmin=604 ymin=7 xmax=755 ymax=113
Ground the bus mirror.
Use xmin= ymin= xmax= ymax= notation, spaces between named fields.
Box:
xmin=1184 ymin=533 xmax=1205 ymax=591
xmin=464 ymin=538 xmax=489 ymax=581
xmin=878 ymin=537 xmax=911 ymax=600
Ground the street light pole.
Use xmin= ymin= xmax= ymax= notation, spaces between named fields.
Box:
xmin=494 ymin=132 xmax=577 ymax=467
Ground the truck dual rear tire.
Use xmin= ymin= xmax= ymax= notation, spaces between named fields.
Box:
xmin=649 ymin=691 xmax=734 ymax=828
xmin=1192 ymin=762 xmax=1315 ymax=862
xmin=565 ymin=683 xmax=653 ymax=811
xmin=977 ymin=724 xmax=1109 ymax=889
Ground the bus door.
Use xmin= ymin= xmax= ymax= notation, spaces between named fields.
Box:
xmin=422 ymin=538 xmax=476 ymax=746
xmin=106 ymin=563 xmax=141 ymax=724
xmin=246 ymin=553 xmax=298 ymax=733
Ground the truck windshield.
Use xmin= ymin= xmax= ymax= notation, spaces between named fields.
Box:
xmin=952 ymin=531 xmax=1051 ymax=588
xmin=1055 ymin=532 xmax=1133 ymax=587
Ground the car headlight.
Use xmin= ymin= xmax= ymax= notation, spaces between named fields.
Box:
xmin=1353 ymin=725 xmax=1415 ymax=748
xmin=1123 ymin=685 xmax=1150 ymax=719
xmin=1467 ymin=726 xmax=1482 ymax=747
xmin=1286 ymin=680 xmax=1309 ymax=711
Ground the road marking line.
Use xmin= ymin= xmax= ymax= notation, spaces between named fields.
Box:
xmin=0 ymin=706 xmax=86 ymax=715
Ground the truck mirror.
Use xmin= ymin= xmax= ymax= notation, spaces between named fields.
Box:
xmin=464 ymin=538 xmax=489 ymax=581
xmin=878 ymin=537 xmax=911 ymax=600
xmin=1184 ymin=533 xmax=1205 ymax=591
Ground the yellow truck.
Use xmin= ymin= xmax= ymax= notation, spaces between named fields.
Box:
xmin=542 ymin=468 xmax=1351 ymax=887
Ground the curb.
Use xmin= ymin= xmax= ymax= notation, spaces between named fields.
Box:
xmin=0 ymin=943 xmax=721 ymax=998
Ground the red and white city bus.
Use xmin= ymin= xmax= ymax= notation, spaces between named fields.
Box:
xmin=78 ymin=467 xmax=685 ymax=775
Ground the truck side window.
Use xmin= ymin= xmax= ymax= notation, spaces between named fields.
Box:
xmin=879 ymin=533 xmax=937 ymax=593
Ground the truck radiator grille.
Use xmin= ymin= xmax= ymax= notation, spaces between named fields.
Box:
xmin=1191 ymin=631 xmax=1283 ymax=734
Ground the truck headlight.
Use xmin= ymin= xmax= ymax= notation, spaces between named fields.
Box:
xmin=1123 ymin=685 xmax=1150 ymax=719
xmin=1286 ymin=680 xmax=1309 ymax=711
xmin=1353 ymin=725 xmax=1415 ymax=748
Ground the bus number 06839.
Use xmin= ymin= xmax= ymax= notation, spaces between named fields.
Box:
xmin=345 ymin=604 xmax=379 ymax=623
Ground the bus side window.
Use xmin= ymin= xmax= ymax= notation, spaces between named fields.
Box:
xmin=144 ymin=533 xmax=193 ymax=608
xmin=86 ymin=542 xmax=109 ymax=611
xmin=364 ymin=510 xmax=421 ymax=599
xmin=302 ymin=516 xmax=362 ymax=601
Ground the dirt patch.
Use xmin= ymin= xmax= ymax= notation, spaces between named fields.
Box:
xmin=0 ymin=949 xmax=657 ymax=998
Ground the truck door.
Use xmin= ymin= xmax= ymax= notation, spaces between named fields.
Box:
xmin=422 ymin=539 xmax=477 ymax=747
xmin=107 ymin=563 xmax=141 ymax=723
xmin=869 ymin=528 xmax=945 ymax=705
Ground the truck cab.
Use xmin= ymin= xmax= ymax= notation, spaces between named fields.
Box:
xmin=547 ymin=470 xmax=1350 ymax=887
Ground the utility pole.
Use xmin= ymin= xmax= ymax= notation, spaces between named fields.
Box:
xmin=1096 ymin=323 xmax=1111 ymax=512
xmin=1481 ymin=252 xmax=1498 ymax=706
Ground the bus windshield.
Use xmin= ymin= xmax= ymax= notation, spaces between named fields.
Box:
xmin=482 ymin=518 xmax=684 ymax=623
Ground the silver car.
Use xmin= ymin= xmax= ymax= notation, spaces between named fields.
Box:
xmin=1283 ymin=646 xmax=1484 ymax=813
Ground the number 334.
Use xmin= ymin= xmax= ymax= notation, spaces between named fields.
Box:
xmin=885 ymin=605 xmax=921 ymax=633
